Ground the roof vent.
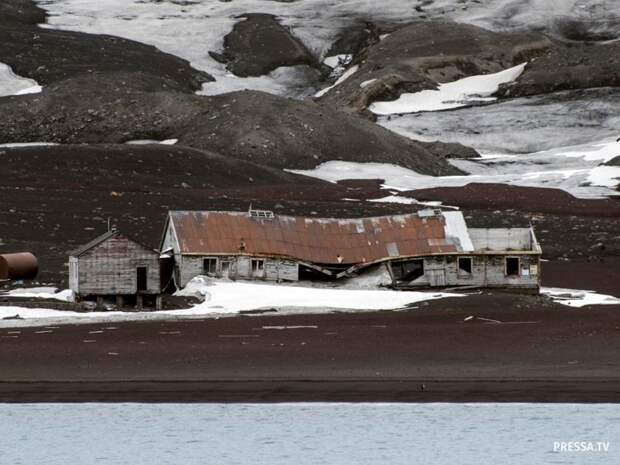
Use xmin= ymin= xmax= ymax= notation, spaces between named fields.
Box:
xmin=417 ymin=208 xmax=442 ymax=218
xmin=249 ymin=208 xmax=275 ymax=220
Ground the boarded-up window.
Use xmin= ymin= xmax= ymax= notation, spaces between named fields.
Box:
xmin=458 ymin=257 xmax=472 ymax=275
xmin=221 ymin=260 xmax=230 ymax=276
xmin=392 ymin=259 xmax=424 ymax=282
xmin=203 ymin=257 xmax=217 ymax=275
xmin=506 ymin=257 xmax=520 ymax=276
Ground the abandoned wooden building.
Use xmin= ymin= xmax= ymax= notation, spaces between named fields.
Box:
xmin=160 ymin=208 xmax=542 ymax=292
xmin=69 ymin=230 xmax=162 ymax=309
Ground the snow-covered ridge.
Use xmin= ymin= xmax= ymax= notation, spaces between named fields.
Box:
xmin=33 ymin=0 xmax=618 ymax=97
xmin=0 ymin=62 xmax=42 ymax=97
xmin=290 ymin=138 xmax=620 ymax=199
xmin=369 ymin=63 xmax=527 ymax=115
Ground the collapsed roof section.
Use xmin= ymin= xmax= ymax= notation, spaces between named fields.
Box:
xmin=164 ymin=208 xmax=495 ymax=268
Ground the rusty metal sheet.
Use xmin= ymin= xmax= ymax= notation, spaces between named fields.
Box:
xmin=169 ymin=211 xmax=453 ymax=265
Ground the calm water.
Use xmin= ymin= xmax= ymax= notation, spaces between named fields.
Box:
xmin=0 ymin=403 xmax=618 ymax=465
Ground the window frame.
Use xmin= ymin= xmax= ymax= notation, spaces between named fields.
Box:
xmin=251 ymin=259 xmax=265 ymax=276
xmin=203 ymin=257 xmax=218 ymax=275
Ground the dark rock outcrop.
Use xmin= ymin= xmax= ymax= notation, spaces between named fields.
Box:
xmin=497 ymin=41 xmax=620 ymax=98
xmin=326 ymin=21 xmax=381 ymax=58
xmin=0 ymin=4 xmax=212 ymax=93
xmin=212 ymin=13 xmax=319 ymax=77
xmin=0 ymin=0 xmax=46 ymax=26
xmin=605 ymin=156 xmax=620 ymax=167
xmin=422 ymin=141 xmax=481 ymax=160
xmin=0 ymin=74 xmax=467 ymax=175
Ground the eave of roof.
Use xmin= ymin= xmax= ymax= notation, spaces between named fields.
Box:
xmin=69 ymin=230 xmax=119 ymax=257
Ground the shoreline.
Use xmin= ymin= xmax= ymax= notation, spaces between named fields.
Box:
xmin=1 ymin=379 xmax=619 ymax=403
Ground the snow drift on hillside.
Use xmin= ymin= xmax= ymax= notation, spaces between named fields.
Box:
xmin=0 ymin=62 xmax=41 ymax=97
xmin=369 ymin=63 xmax=527 ymax=115
xmin=290 ymin=138 xmax=620 ymax=199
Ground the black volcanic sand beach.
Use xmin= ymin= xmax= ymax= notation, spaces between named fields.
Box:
xmin=0 ymin=260 xmax=619 ymax=403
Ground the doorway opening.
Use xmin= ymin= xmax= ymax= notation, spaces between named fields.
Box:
xmin=137 ymin=266 xmax=148 ymax=291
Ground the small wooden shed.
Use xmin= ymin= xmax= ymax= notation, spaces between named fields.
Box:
xmin=68 ymin=230 xmax=161 ymax=309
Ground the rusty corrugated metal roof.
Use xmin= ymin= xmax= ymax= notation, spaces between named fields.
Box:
xmin=169 ymin=210 xmax=458 ymax=265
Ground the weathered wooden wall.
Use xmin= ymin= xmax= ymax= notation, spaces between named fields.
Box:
xmin=71 ymin=236 xmax=160 ymax=296
xmin=177 ymin=255 xmax=299 ymax=287
xmin=390 ymin=254 xmax=540 ymax=289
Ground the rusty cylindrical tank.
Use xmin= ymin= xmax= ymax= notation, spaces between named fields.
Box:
xmin=0 ymin=253 xmax=38 ymax=280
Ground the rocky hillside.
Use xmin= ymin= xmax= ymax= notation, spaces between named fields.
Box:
xmin=316 ymin=21 xmax=620 ymax=114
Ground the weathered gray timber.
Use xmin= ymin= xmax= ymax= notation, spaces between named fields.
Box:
xmin=388 ymin=227 xmax=542 ymax=291
xmin=161 ymin=209 xmax=542 ymax=293
xmin=69 ymin=230 xmax=161 ymax=308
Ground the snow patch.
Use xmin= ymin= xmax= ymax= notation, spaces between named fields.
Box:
xmin=0 ymin=62 xmax=42 ymax=97
xmin=360 ymin=78 xmax=377 ymax=88
xmin=125 ymin=138 xmax=178 ymax=145
xmin=179 ymin=278 xmax=461 ymax=313
xmin=173 ymin=275 xmax=212 ymax=301
xmin=587 ymin=165 xmax=620 ymax=188
xmin=290 ymin=138 xmax=620 ymax=199
xmin=323 ymin=54 xmax=352 ymax=69
xmin=369 ymin=63 xmax=526 ymax=115
xmin=0 ymin=279 xmax=462 ymax=328
xmin=0 ymin=142 xmax=58 ymax=148
xmin=541 ymin=287 xmax=620 ymax=308
xmin=314 ymin=65 xmax=359 ymax=98
xmin=1 ymin=287 xmax=74 ymax=302
xmin=369 ymin=195 xmax=417 ymax=205
xmin=442 ymin=211 xmax=474 ymax=252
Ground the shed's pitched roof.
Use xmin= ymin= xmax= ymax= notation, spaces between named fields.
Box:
xmin=69 ymin=230 xmax=119 ymax=257
xmin=167 ymin=210 xmax=469 ymax=265
xmin=70 ymin=230 xmax=158 ymax=257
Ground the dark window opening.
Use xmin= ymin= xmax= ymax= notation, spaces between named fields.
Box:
xmin=458 ymin=257 xmax=472 ymax=275
xmin=392 ymin=259 xmax=424 ymax=282
xmin=506 ymin=257 xmax=520 ymax=276
xmin=221 ymin=261 xmax=230 ymax=276
xmin=251 ymin=259 xmax=265 ymax=275
xmin=203 ymin=258 xmax=217 ymax=275
xmin=136 ymin=266 xmax=147 ymax=292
